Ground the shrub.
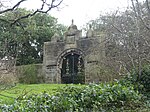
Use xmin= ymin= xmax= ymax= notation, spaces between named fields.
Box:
xmin=128 ymin=65 xmax=150 ymax=92
xmin=1 ymin=82 xmax=142 ymax=112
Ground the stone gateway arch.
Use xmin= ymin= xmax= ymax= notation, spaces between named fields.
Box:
xmin=57 ymin=48 xmax=85 ymax=84
xmin=43 ymin=20 xmax=105 ymax=83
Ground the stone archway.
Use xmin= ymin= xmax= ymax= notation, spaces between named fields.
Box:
xmin=57 ymin=49 xmax=85 ymax=84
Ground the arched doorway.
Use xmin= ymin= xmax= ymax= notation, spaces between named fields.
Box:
xmin=57 ymin=49 xmax=85 ymax=84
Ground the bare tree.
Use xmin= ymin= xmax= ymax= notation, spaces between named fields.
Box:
xmin=106 ymin=0 xmax=150 ymax=77
xmin=86 ymin=0 xmax=150 ymax=82
xmin=0 ymin=0 xmax=64 ymax=25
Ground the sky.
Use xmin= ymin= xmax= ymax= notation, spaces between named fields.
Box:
xmin=50 ymin=0 xmax=130 ymax=28
xmin=11 ymin=0 xmax=133 ymax=28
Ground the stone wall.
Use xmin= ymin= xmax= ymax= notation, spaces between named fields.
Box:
xmin=16 ymin=64 xmax=44 ymax=83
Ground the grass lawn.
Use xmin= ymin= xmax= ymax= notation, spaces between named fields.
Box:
xmin=0 ymin=84 xmax=78 ymax=104
xmin=0 ymin=83 xmax=149 ymax=111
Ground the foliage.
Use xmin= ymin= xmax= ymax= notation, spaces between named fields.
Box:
xmin=0 ymin=82 xmax=143 ymax=112
xmin=127 ymin=65 xmax=150 ymax=92
xmin=0 ymin=8 xmax=67 ymax=65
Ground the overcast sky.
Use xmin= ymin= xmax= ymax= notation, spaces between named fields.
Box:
xmin=11 ymin=0 xmax=142 ymax=28
xmin=50 ymin=0 xmax=130 ymax=28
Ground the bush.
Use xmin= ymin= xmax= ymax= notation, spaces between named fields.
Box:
xmin=128 ymin=65 xmax=150 ymax=92
xmin=1 ymin=82 xmax=142 ymax=112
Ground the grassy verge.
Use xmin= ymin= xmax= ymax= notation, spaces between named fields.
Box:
xmin=1 ymin=83 xmax=149 ymax=112
xmin=0 ymin=84 xmax=81 ymax=104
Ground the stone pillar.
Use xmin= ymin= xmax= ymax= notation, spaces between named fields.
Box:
xmin=43 ymin=42 xmax=65 ymax=83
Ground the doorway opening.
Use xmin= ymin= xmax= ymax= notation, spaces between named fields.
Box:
xmin=61 ymin=52 xmax=84 ymax=84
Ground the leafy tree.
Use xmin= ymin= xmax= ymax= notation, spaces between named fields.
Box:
xmin=0 ymin=8 xmax=67 ymax=65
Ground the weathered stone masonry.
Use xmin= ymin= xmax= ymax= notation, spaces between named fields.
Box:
xmin=43 ymin=20 xmax=105 ymax=83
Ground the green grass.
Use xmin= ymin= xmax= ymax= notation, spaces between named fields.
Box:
xmin=0 ymin=84 xmax=80 ymax=104
xmin=1 ymin=84 xmax=149 ymax=111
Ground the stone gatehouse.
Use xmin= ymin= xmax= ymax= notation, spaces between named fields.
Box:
xmin=43 ymin=20 xmax=105 ymax=84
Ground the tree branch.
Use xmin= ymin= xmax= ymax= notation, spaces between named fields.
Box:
xmin=146 ymin=0 xmax=150 ymax=14
xmin=0 ymin=0 xmax=63 ymax=26
xmin=0 ymin=0 xmax=26 ymax=14
xmin=10 ymin=0 xmax=63 ymax=25
xmin=131 ymin=0 xmax=150 ymax=30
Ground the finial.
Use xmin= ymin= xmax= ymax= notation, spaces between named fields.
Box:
xmin=86 ymin=24 xmax=94 ymax=38
xmin=71 ymin=19 xmax=74 ymax=25
xmin=89 ymin=24 xmax=92 ymax=29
